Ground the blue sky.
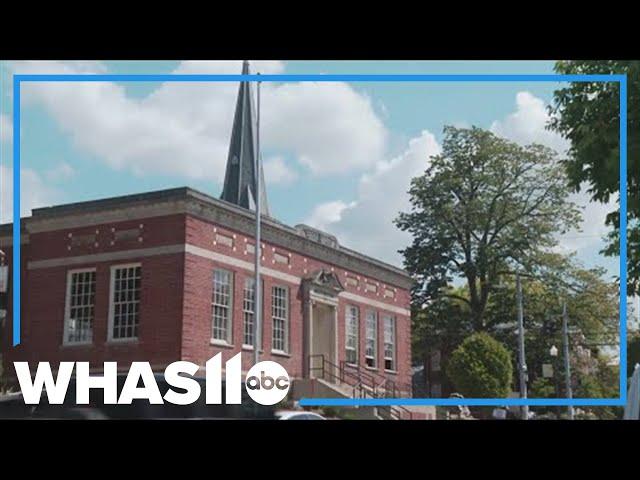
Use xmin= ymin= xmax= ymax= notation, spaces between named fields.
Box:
xmin=0 ymin=60 xmax=620 ymax=283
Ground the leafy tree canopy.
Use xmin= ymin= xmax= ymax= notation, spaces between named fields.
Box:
xmin=549 ymin=61 xmax=640 ymax=294
xmin=396 ymin=126 xmax=580 ymax=329
xmin=412 ymin=254 xmax=619 ymax=401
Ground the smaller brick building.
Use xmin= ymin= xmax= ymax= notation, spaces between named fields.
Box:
xmin=0 ymin=62 xmax=414 ymax=398
xmin=0 ymin=187 xmax=413 ymax=395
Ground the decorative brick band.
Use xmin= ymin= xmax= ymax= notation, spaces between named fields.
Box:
xmin=26 ymin=242 xmax=410 ymax=316
xmin=184 ymin=244 xmax=300 ymax=285
xmin=27 ymin=244 xmax=185 ymax=270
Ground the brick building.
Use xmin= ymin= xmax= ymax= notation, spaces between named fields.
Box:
xmin=0 ymin=62 xmax=414 ymax=399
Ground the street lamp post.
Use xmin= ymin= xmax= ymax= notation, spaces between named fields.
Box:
xmin=562 ymin=301 xmax=574 ymax=420
xmin=253 ymin=74 xmax=262 ymax=367
xmin=516 ymin=273 xmax=529 ymax=420
xmin=550 ymin=344 xmax=560 ymax=418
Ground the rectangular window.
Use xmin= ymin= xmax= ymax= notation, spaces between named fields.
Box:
xmin=272 ymin=285 xmax=289 ymax=353
xmin=64 ymin=269 xmax=96 ymax=344
xmin=365 ymin=310 xmax=377 ymax=368
xmin=345 ymin=305 xmax=359 ymax=365
xmin=243 ymin=277 xmax=255 ymax=347
xmin=383 ymin=315 xmax=396 ymax=371
xmin=212 ymin=269 xmax=233 ymax=343
xmin=109 ymin=264 xmax=141 ymax=341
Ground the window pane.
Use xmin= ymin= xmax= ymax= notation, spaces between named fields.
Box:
xmin=243 ymin=278 xmax=255 ymax=347
xmin=345 ymin=305 xmax=359 ymax=365
xmin=365 ymin=310 xmax=377 ymax=368
xmin=272 ymin=286 xmax=288 ymax=352
xmin=383 ymin=315 xmax=396 ymax=371
xmin=66 ymin=270 xmax=96 ymax=344
xmin=110 ymin=266 xmax=141 ymax=340
xmin=212 ymin=270 xmax=232 ymax=343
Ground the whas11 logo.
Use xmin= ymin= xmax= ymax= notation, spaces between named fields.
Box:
xmin=14 ymin=353 xmax=290 ymax=406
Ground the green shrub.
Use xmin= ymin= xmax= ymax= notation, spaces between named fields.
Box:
xmin=446 ymin=332 xmax=513 ymax=398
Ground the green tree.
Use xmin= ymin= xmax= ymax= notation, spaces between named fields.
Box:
xmin=411 ymin=286 xmax=472 ymax=365
xmin=411 ymin=253 xmax=619 ymax=405
xmin=574 ymin=358 xmax=621 ymax=420
xmin=485 ymin=260 xmax=618 ymax=391
xmin=529 ymin=377 xmax=555 ymax=398
xmin=396 ymin=126 xmax=580 ymax=330
xmin=446 ymin=332 xmax=512 ymax=398
xmin=549 ymin=61 xmax=640 ymax=294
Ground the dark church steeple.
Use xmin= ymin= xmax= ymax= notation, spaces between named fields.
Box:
xmin=220 ymin=60 xmax=270 ymax=216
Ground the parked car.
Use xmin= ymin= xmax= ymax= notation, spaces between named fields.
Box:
xmin=275 ymin=410 xmax=326 ymax=420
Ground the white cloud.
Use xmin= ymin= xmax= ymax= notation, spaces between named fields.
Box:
xmin=0 ymin=165 xmax=60 ymax=223
xmin=305 ymin=130 xmax=441 ymax=266
xmin=306 ymin=200 xmax=356 ymax=232
xmin=262 ymin=82 xmax=387 ymax=175
xmin=10 ymin=60 xmax=386 ymax=184
xmin=263 ymin=156 xmax=297 ymax=186
xmin=490 ymin=91 xmax=615 ymax=263
xmin=0 ymin=113 xmax=12 ymax=144
xmin=490 ymin=91 xmax=569 ymax=154
xmin=306 ymin=91 xmax=616 ymax=269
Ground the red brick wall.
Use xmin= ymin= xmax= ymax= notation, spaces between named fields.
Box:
xmin=181 ymin=252 xmax=304 ymax=377
xmin=2 ymin=211 xmax=412 ymax=393
xmin=2 ymin=215 xmax=188 ymax=379
xmin=183 ymin=215 xmax=412 ymax=390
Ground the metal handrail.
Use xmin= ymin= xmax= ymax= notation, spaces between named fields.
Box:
xmin=309 ymin=354 xmax=413 ymax=420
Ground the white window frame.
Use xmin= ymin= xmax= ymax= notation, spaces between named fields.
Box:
xmin=271 ymin=285 xmax=289 ymax=354
xmin=107 ymin=263 xmax=142 ymax=343
xmin=63 ymin=267 xmax=96 ymax=346
xmin=383 ymin=315 xmax=396 ymax=372
xmin=242 ymin=277 xmax=264 ymax=350
xmin=345 ymin=305 xmax=359 ymax=366
xmin=212 ymin=268 xmax=234 ymax=345
xmin=365 ymin=310 xmax=377 ymax=368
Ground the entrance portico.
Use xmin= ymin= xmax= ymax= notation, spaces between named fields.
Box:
xmin=303 ymin=269 xmax=343 ymax=380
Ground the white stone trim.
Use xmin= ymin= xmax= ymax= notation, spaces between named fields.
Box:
xmin=339 ymin=291 xmax=410 ymax=316
xmin=185 ymin=244 xmax=301 ymax=285
xmin=26 ymin=242 xmax=410 ymax=315
xmin=27 ymin=244 xmax=185 ymax=270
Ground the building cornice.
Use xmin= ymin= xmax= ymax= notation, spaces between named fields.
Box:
xmin=1 ymin=187 xmax=414 ymax=289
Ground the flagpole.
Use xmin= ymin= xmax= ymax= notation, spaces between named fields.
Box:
xmin=253 ymin=72 xmax=262 ymax=366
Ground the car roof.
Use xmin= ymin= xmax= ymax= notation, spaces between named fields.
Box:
xmin=276 ymin=410 xmax=323 ymax=418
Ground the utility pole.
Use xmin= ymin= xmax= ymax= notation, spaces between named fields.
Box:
xmin=253 ymin=73 xmax=262 ymax=366
xmin=562 ymin=301 xmax=574 ymax=420
xmin=516 ymin=273 xmax=529 ymax=420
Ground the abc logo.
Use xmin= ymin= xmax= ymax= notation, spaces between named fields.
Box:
xmin=245 ymin=361 xmax=290 ymax=405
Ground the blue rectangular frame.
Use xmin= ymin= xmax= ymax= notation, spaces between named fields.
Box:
xmin=9 ymin=72 xmax=628 ymax=407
